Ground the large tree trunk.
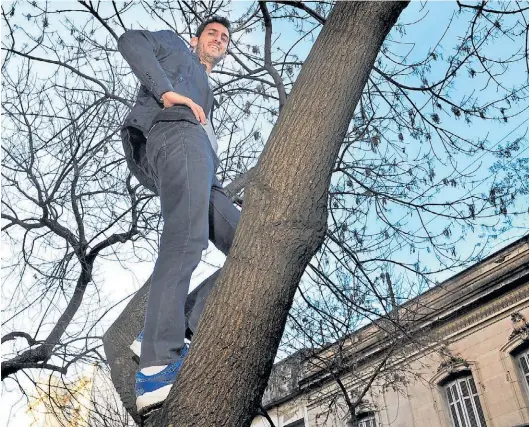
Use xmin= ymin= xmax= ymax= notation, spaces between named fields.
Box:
xmin=104 ymin=2 xmax=407 ymax=426
xmin=151 ymin=2 xmax=407 ymax=426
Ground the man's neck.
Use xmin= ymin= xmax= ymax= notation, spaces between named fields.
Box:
xmin=191 ymin=48 xmax=213 ymax=74
xmin=202 ymin=63 xmax=212 ymax=74
xmin=199 ymin=58 xmax=213 ymax=74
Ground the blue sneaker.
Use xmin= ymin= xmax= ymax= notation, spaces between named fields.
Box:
xmin=130 ymin=330 xmax=190 ymax=363
xmin=130 ymin=330 xmax=143 ymax=360
xmin=135 ymin=344 xmax=189 ymax=415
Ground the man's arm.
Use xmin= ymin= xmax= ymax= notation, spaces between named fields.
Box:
xmin=118 ymin=30 xmax=175 ymax=102
xmin=118 ymin=30 xmax=206 ymax=123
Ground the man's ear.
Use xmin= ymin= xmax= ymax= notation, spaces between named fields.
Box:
xmin=190 ymin=36 xmax=198 ymax=49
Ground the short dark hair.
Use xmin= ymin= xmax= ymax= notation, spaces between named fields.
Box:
xmin=195 ymin=16 xmax=231 ymax=39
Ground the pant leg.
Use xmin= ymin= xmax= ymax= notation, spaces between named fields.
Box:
xmin=140 ymin=120 xmax=215 ymax=369
xmin=186 ymin=178 xmax=240 ymax=334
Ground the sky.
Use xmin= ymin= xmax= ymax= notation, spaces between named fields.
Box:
xmin=1 ymin=1 xmax=528 ymax=426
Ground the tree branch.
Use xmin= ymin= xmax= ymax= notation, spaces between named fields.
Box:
xmin=78 ymin=1 xmax=119 ymax=40
xmin=224 ymin=167 xmax=256 ymax=199
xmin=274 ymin=1 xmax=327 ymax=25
xmin=1 ymin=331 xmax=37 ymax=346
xmin=1 ymin=48 xmax=132 ymax=108
xmin=256 ymin=405 xmax=276 ymax=427
xmin=259 ymin=2 xmax=288 ymax=109
xmin=2 ymin=259 xmax=93 ymax=380
xmin=2 ymin=362 xmax=67 ymax=378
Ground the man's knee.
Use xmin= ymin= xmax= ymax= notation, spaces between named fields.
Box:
xmin=209 ymin=191 xmax=240 ymax=255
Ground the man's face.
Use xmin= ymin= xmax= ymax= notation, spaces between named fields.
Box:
xmin=191 ymin=22 xmax=229 ymax=66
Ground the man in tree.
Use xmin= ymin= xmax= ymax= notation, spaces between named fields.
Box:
xmin=118 ymin=16 xmax=239 ymax=416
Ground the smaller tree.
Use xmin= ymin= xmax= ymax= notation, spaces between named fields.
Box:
xmin=26 ymin=364 xmax=135 ymax=427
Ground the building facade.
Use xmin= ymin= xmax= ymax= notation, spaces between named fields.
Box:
xmin=253 ymin=236 xmax=529 ymax=427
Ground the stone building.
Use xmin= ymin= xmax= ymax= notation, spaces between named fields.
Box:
xmin=253 ymin=236 xmax=529 ymax=427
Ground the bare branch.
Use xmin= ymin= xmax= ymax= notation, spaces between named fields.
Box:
xmin=1 ymin=332 xmax=37 ymax=346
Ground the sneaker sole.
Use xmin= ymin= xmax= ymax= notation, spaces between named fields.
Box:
xmin=136 ymin=384 xmax=172 ymax=415
xmin=130 ymin=340 xmax=141 ymax=359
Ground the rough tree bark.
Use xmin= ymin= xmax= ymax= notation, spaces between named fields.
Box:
xmin=103 ymin=2 xmax=408 ymax=426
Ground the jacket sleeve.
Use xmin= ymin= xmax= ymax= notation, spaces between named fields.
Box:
xmin=118 ymin=30 xmax=175 ymax=101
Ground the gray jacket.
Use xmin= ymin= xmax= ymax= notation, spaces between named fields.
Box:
xmin=118 ymin=29 xmax=214 ymax=193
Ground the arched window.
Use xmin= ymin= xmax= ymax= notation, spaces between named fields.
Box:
xmin=443 ymin=374 xmax=487 ymax=427
xmin=430 ymin=358 xmax=489 ymax=427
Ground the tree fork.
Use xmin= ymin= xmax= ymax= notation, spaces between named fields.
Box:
xmin=104 ymin=2 xmax=408 ymax=425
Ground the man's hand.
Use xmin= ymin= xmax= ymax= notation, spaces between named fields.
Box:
xmin=161 ymin=91 xmax=206 ymax=124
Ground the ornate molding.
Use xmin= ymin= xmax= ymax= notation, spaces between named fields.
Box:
xmin=510 ymin=312 xmax=529 ymax=340
xmin=437 ymin=356 xmax=469 ymax=373
xmin=500 ymin=330 xmax=529 ymax=355
xmin=430 ymin=360 xmax=473 ymax=386
xmin=433 ymin=284 xmax=529 ymax=340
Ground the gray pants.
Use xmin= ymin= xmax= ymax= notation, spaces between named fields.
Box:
xmin=140 ymin=120 xmax=240 ymax=369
